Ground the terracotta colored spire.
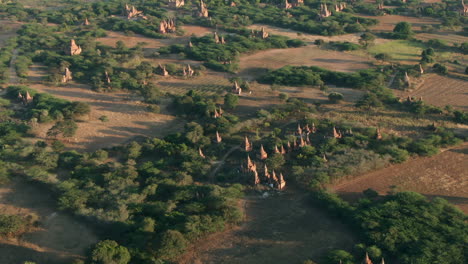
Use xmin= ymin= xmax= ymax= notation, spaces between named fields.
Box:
xmin=264 ymin=164 xmax=270 ymax=181
xmin=287 ymin=141 xmax=292 ymax=151
xmin=375 ymin=128 xmax=382 ymax=140
xmin=271 ymin=170 xmax=279 ymax=184
xmin=260 ymin=144 xmax=268 ymax=160
xmin=380 ymin=258 xmax=385 ymax=264
xmin=323 ymin=154 xmax=328 ymax=162
xmin=297 ymin=124 xmax=302 ymax=135
xmin=333 ymin=126 xmax=341 ymax=138
xmin=364 ymin=252 xmax=373 ymax=264
xmin=274 ymin=145 xmax=280 ymax=154
xmin=216 ymin=131 xmax=222 ymax=143
xmin=199 ymin=147 xmax=205 ymax=158
xmin=244 ymin=136 xmax=252 ymax=152
xmin=25 ymin=91 xmax=33 ymax=104
xmin=299 ymin=135 xmax=305 ymax=147
xmin=280 ymin=145 xmax=286 ymax=154
xmin=278 ymin=172 xmax=286 ymax=190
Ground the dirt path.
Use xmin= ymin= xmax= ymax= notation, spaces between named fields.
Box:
xmin=332 ymin=142 xmax=468 ymax=213
xmin=8 ymin=49 xmax=19 ymax=84
xmin=178 ymin=189 xmax=356 ymax=264
xmin=208 ymin=146 xmax=241 ymax=181
xmin=0 ymin=179 xmax=98 ymax=264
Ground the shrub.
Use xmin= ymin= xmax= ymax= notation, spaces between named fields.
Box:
xmin=328 ymin=92 xmax=344 ymax=103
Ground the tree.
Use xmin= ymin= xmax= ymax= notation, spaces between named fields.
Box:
xmin=374 ymin=53 xmax=391 ymax=62
xmin=393 ymin=22 xmax=413 ymax=39
xmin=356 ymin=93 xmax=383 ymax=110
xmin=90 ymin=240 xmax=131 ymax=264
xmin=359 ymin=33 xmax=376 ymax=47
xmin=154 ymin=230 xmax=188 ymax=260
xmin=328 ymin=92 xmax=344 ymax=103
xmin=224 ymin=93 xmax=239 ymax=110
xmin=47 ymin=120 xmax=78 ymax=138
xmin=327 ymin=250 xmax=354 ymax=264
xmin=266 ymin=153 xmax=285 ymax=170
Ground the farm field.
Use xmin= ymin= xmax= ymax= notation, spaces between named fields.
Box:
xmin=395 ymin=74 xmax=468 ymax=111
xmin=359 ymin=15 xmax=439 ymax=32
xmin=333 ymin=142 xmax=468 ymax=213
xmin=178 ymin=189 xmax=356 ymax=264
xmin=238 ymin=45 xmax=372 ymax=80
xmin=0 ymin=179 xmax=97 ymax=264
xmin=27 ymin=64 xmax=184 ymax=151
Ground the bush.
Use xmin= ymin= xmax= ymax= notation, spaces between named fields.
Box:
xmin=328 ymin=92 xmax=344 ymax=103
xmin=90 ymin=240 xmax=131 ymax=264
xmin=0 ymin=214 xmax=27 ymax=235
xmin=393 ymin=22 xmax=414 ymax=39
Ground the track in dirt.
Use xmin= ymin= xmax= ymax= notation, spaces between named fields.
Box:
xmin=178 ymin=189 xmax=356 ymax=264
xmin=333 ymin=142 xmax=468 ymax=213
xmin=0 ymin=179 xmax=98 ymax=264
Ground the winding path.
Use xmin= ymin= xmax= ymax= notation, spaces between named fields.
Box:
xmin=208 ymin=146 xmax=241 ymax=181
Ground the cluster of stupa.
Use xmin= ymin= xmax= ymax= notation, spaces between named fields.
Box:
xmin=319 ymin=4 xmax=332 ymax=19
xmin=66 ymin=39 xmax=82 ymax=56
xmin=124 ymin=4 xmax=147 ymax=20
xmin=362 ymin=252 xmax=385 ymax=264
xmin=250 ymin=27 xmax=269 ymax=39
xmin=232 ymin=81 xmax=242 ymax=95
xmin=281 ymin=0 xmax=303 ymax=9
xmin=212 ymin=106 xmax=224 ymax=118
xmin=240 ymin=135 xmax=291 ymax=189
xmin=334 ymin=2 xmax=347 ymax=12
xmin=17 ymin=91 xmax=33 ymax=105
xmin=198 ymin=0 xmax=209 ymax=18
xmin=183 ymin=64 xmax=195 ymax=77
xmin=169 ymin=0 xmax=185 ymax=8
xmin=61 ymin=67 xmax=72 ymax=83
xmin=213 ymin=32 xmax=226 ymax=44
xmin=159 ymin=18 xmax=176 ymax=34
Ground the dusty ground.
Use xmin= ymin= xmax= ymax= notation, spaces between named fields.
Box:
xmin=0 ymin=20 xmax=21 ymax=47
xmin=332 ymin=142 xmax=468 ymax=213
xmin=96 ymin=25 xmax=213 ymax=56
xmin=27 ymin=64 xmax=184 ymax=151
xmin=359 ymin=15 xmax=440 ymax=32
xmin=0 ymin=179 xmax=98 ymax=264
xmin=238 ymin=45 xmax=372 ymax=80
xmin=178 ymin=189 xmax=356 ymax=264
xmin=415 ymin=31 xmax=468 ymax=45
xmin=395 ymin=74 xmax=468 ymax=111
xmin=247 ymin=24 xmax=389 ymax=45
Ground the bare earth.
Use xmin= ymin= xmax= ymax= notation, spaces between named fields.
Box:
xmin=0 ymin=179 xmax=98 ymax=264
xmin=395 ymin=74 xmax=468 ymax=111
xmin=238 ymin=45 xmax=372 ymax=80
xmin=248 ymin=24 xmax=389 ymax=45
xmin=360 ymin=15 xmax=440 ymax=32
xmin=28 ymin=64 xmax=184 ymax=151
xmin=178 ymin=189 xmax=356 ymax=264
xmin=332 ymin=143 xmax=468 ymax=213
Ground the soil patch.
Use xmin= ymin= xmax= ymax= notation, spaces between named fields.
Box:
xmin=395 ymin=74 xmax=468 ymax=111
xmin=238 ymin=45 xmax=372 ymax=80
xmin=0 ymin=179 xmax=98 ymax=264
xmin=332 ymin=142 xmax=468 ymax=213
xmin=359 ymin=15 xmax=439 ymax=32
xmin=27 ymin=64 xmax=184 ymax=151
xmin=178 ymin=189 xmax=356 ymax=264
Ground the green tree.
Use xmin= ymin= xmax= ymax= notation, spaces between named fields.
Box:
xmin=374 ymin=53 xmax=391 ymax=62
xmin=90 ymin=240 xmax=131 ymax=264
xmin=328 ymin=92 xmax=344 ymax=103
xmin=327 ymin=250 xmax=354 ymax=264
xmin=47 ymin=120 xmax=78 ymax=138
xmin=359 ymin=33 xmax=376 ymax=47
xmin=154 ymin=230 xmax=188 ymax=260
xmin=224 ymin=93 xmax=239 ymax=110
xmin=393 ymin=22 xmax=414 ymax=39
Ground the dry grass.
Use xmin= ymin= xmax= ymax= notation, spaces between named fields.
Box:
xmin=27 ymin=64 xmax=184 ymax=151
xmin=0 ymin=179 xmax=98 ymax=264
xmin=395 ymin=74 xmax=468 ymax=111
xmin=332 ymin=142 xmax=468 ymax=213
